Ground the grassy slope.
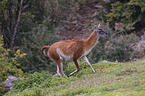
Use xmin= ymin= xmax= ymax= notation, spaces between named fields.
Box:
xmin=4 ymin=59 xmax=145 ymax=96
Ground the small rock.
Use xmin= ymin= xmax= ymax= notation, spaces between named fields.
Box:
xmin=103 ymin=60 xmax=108 ymax=63
xmin=3 ymin=76 xmax=23 ymax=92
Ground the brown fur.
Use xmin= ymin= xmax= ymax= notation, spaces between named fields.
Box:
xmin=41 ymin=29 xmax=98 ymax=77
xmin=41 ymin=46 xmax=50 ymax=57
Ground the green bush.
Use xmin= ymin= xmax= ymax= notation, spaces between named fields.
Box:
xmin=13 ymin=71 xmax=52 ymax=92
xmin=105 ymin=33 xmax=140 ymax=61
xmin=105 ymin=1 xmax=145 ymax=31
xmin=134 ymin=33 xmax=145 ymax=57
xmin=0 ymin=36 xmax=26 ymax=96
xmin=89 ymin=33 xmax=142 ymax=62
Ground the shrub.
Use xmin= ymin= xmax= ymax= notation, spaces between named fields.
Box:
xmin=105 ymin=33 xmax=140 ymax=61
xmin=134 ymin=33 xmax=145 ymax=57
xmin=0 ymin=36 xmax=26 ymax=96
xmin=13 ymin=71 xmax=52 ymax=92
xmin=89 ymin=33 xmax=142 ymax=62
xmin=105 ymin=1 xmax=145 ymax=32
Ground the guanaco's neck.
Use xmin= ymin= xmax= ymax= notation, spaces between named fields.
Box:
xmin=85 ymin=30 xmax=99 ymax=50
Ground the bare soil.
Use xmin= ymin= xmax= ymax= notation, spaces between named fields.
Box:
xmin=59 ymin=1 xmax=103 ymax=40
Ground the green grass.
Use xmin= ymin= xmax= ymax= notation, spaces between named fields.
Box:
xmin=4 ymin=59 xmax=145 ymax=96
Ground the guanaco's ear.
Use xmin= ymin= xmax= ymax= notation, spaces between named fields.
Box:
xmin=98 ymin=24 xmax=100 ymax=28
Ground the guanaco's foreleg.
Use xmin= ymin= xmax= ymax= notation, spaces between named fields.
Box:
xmin=84 ymin=56 xmax=96 ymax=72
xmin=68 ymin=60 xmax=80 ymax=77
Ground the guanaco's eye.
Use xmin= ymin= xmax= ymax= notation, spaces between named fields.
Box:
xmin=98 ymin=28 xmax=108 ymax=36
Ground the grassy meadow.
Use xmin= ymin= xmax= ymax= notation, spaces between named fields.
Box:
xmin=4 ymin=58 xmax=145 ymax=96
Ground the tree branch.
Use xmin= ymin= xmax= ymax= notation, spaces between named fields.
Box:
xmin=23 ymin=3 xmax=29 ymax=9
xmin=23 ymin=0 xmax=31 ymax=10
xmin=3 ymin=28 xmax=9 ymax=43
xmin=10 ymin=0 xmax=23 ymax=50
xmin=23 ymin=1 xmax=30 ymax=10
xmin=2 ymin=28 xmax=9 ymax=47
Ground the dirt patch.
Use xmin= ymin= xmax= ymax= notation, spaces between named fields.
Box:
xmin=59 ymin=30 xmax=89 ymax=40
xmin=59 ymin=1 xmax=104 ymax=40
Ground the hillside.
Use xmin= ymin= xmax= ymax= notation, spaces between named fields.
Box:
xmin=1 ymin=0 xmax=145 ymax=96
xmin=4 ymin=58 xmax=145 ymax=96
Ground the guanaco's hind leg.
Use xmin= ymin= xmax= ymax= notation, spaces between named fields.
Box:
xmin=52 ymin=60 xmax=68 ymax=78
xmin=52 ymin=64 xmax=62 ymax=77
xmin=84 ymin=56 xmax=96 ymax=72
xmin=48 ymin=50 xmax=68 ymax=78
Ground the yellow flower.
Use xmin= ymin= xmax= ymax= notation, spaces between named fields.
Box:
xmin=16 ymin=63 xmax=21 ymax=66
xmin=2 ymin=70 xmax=5 ymax=73
xmin=2 ymin=57 xmax=5 ymax=60
xmin=23 ymin=53 xmax=26 ymax=56
xmin=16 ymin=50 xmax=20 ymax=54
xmin=20 ymin=53 xmax=26 ymax=58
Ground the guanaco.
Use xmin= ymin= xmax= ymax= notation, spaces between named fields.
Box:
xmin=41 ymin=24 xmax=107 ymax=78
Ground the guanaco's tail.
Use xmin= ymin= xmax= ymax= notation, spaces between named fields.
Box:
xmin=41 ymin=46 xmax=50 ymax=57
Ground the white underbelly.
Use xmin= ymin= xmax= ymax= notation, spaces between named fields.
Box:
xmin=56 ymin=48 xmax=73 ymax=61
xmin=82 ymin=48 xmax=92 ymax=57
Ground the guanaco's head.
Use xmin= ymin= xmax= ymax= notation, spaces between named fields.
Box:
xmin=95 ymin=24 xmax=107 ymax=37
